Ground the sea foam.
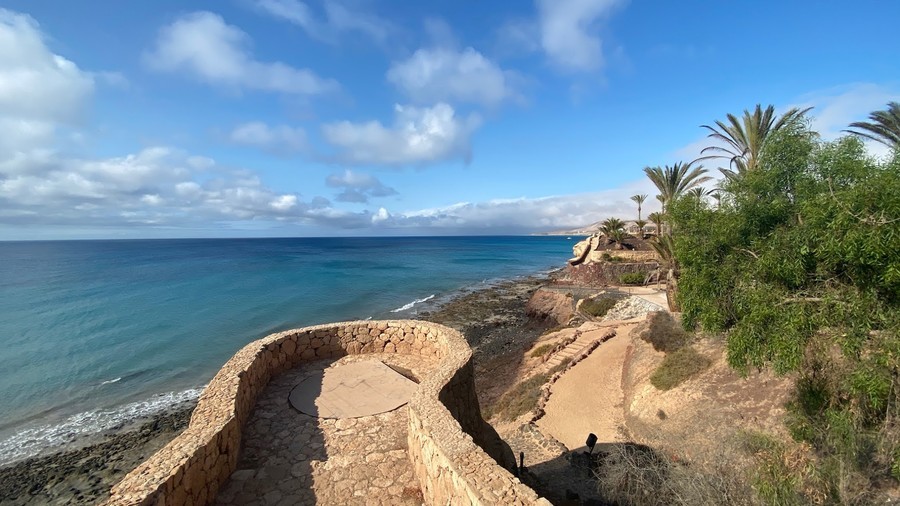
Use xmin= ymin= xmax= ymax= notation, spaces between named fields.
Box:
xmin=390 ymin=294 xmax=435 ymax=313
xmin=0 ymin=387 xmax=203 ymax=466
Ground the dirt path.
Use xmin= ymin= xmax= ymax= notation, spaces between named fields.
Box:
xmin=536 ymin=324 xmax=636 ymax=449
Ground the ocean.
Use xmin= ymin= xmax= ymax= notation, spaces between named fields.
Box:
xmin=0 ymin=236 xmax=573 ymax=465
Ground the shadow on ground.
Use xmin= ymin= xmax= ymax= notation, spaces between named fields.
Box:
xmin=216 ymin=354 xmax=430 ymax=506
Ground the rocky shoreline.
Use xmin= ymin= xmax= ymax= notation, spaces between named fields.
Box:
xmin=0 ymin=408 xmax=193 ymax=505
xmin=0 ymin=272 xmax=556 ymax=505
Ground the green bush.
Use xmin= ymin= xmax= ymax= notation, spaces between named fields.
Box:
xmin=619 ymin=272 xmax=646 ymax=285
xmin=581 ymin=297 xmax=618 ymax=317
xmin=650 ymin=346 xmax=711 ymax=390
xmin=668 ymin=126 xmax=900 ymax=499
xmin=601 ymin=252 xmax=626 ymax=263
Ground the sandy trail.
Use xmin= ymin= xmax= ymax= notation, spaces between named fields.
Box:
xmin=536 ymin=324 xmax=636 ymax=449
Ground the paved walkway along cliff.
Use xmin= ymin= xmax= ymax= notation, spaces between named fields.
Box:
xmin=215 ymin=354 xmax=434 ymax=505
xmin=105 ymin=320 xmax=552 ymax=505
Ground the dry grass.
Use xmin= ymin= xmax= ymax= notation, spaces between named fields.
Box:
xmin=486 ymin=372 xmax=549 ymax=421
xmin=650 ymin=346 xmax=711 ymax=390
xmin=593 ymin=441 xmax=760 ymax=506
xmin=638 ymin=311 xmax=689 ymax=353
xmin=530 ymin=343 xmax=555 ymax=358
xmin=486 ymin=360 xmax=571 ymax=421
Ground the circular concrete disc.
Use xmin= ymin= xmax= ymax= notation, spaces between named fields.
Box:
xmin=289 ymin=361 xmax=419 ymax=419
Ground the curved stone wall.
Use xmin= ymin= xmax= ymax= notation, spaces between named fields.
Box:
xmin=105 ymin=320 xmax=549 ymax=505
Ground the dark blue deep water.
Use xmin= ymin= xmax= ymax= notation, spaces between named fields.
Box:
xmin=0 ymin=236 xmax=573 ymax=463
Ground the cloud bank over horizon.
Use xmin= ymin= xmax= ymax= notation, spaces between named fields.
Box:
xmin=0 ymin=2 xmax=897 ymax=240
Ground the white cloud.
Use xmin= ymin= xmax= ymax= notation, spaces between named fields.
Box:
xmin=229 ymin=121 xmax=308 ymax=154
xmin=371 ymin=207 xmax=391 ymax=223
xmin=325 ymin=169 xmax=397 ymax=203
xmin=536 ymin=0 xmax=623 ymax=71
xmin=387 ymin=47 xmax=519 ymax=107
xmin=794 ymin=83 xmax=900 ymax=159
xmin=0 ymin=147 xmax=341 ymax=228
xmin=372 ymin=177 xmax=662 ymax=232
xmin=254 ymin=0 xmax=391 ymax=44
xmin=0 ymin=9 xmax=94 ymax=155
xmin=322 ymin=103 xmax=481 ymax=166
xmin=0 ymin=9 xmax=378 ymax=237
xmin=144 ymin=11 xmax=338 ymax=95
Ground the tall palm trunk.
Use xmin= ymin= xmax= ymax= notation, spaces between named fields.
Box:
xmin=666 ymin=268 xmax=680 ymax=312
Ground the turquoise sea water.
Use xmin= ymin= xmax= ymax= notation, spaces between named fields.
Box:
xmin=0 ymin=236 xmax=573 ymax=464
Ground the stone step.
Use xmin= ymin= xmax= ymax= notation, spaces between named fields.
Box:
xmin=547 ymin=339 xmax=600 ymax=368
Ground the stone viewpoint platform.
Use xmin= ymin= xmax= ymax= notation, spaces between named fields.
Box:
xmin=105 ymin=320 xmax=551 ymax=506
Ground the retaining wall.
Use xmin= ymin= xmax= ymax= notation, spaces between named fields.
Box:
xmin=563 ymin=261 xmax=659 ymax=286
xmin=105 ymin=320 xmax=549 ymax=506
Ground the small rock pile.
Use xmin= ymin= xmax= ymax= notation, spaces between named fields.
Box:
xmin=602 ymin=296 xmax=664 ymax=321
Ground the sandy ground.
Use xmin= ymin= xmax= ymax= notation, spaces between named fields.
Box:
xmin=536 ymin=323 xmax=637 ymax=449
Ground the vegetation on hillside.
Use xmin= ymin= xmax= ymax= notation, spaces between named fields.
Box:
xmin=663 ymin=107 xmax=900 ymax=502
xmin=583 ymin=102 xmax=899 ymax=504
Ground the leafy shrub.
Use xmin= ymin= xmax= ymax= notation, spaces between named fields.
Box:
xmin=650 ymin=346 xmax=711 ymax=390
xmin=638 ymin=311 xmax=689 ymax=352
xmin=668 ymin=130 xmax=900 ymax=499
xmin=581 ymin=297 xmax=618 ymax=317
xmin=601 ymin=252 xmax=626 ymax=263
xmin=620 ymin=272 xmax=647 ymax=285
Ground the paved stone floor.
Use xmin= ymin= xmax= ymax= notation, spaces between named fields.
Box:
xmin=216 ymin=354 xmax=436 ymax=506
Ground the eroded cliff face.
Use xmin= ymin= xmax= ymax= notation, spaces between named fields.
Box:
xmin=567 ymin=236 xmax=600 ymax=266
xmin=525 ymin=289 xmax=575 ymax=326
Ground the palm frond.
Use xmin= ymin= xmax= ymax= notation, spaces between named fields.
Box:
xmin=844 ymin=102 xmax=900 ymax=148
xmin=696 ymin=104 xmax=812 ymax=175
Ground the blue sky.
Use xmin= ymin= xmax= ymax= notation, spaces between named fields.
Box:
xmin=0 ymin=0 xmax=898 ymax=239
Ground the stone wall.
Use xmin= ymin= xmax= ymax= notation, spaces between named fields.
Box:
xmin=563 ymin=261 xmax=659 ymax=286
xmin=585 ymin=250 xmax=658 ymax=264
xmin=407 ymin=325 xmax=552 ymax=506
xmin=105 ymin=320 xmax=550 ymax=506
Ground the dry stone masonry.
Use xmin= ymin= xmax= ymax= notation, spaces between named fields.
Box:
xmin=105 ymin=320 xmax=551 ymax=505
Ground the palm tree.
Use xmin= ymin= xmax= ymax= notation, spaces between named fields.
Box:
xmin=686 ymin=186 xmax=712 ymax=200
xmin=643 ymin=161 xmax=711 ymax=213
xmin=711 ymin=190 xmax=723 ymax=209
xmin=634 ymin=219 xmax=648 ymax=238
xmin=650 ymin=234 xmax=680 ymax=311
xmin=698 ymin=104 xmax=812 ymax=179
xmin=648 ymin=212 xmax=664 ymax=237
xmin=844 ymin=102 xmax=900 ymax=148
xmin=630 ymin=194 xmax=647 ymax=221
xmin=600 ymin=217 xmax=627 ymax=249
